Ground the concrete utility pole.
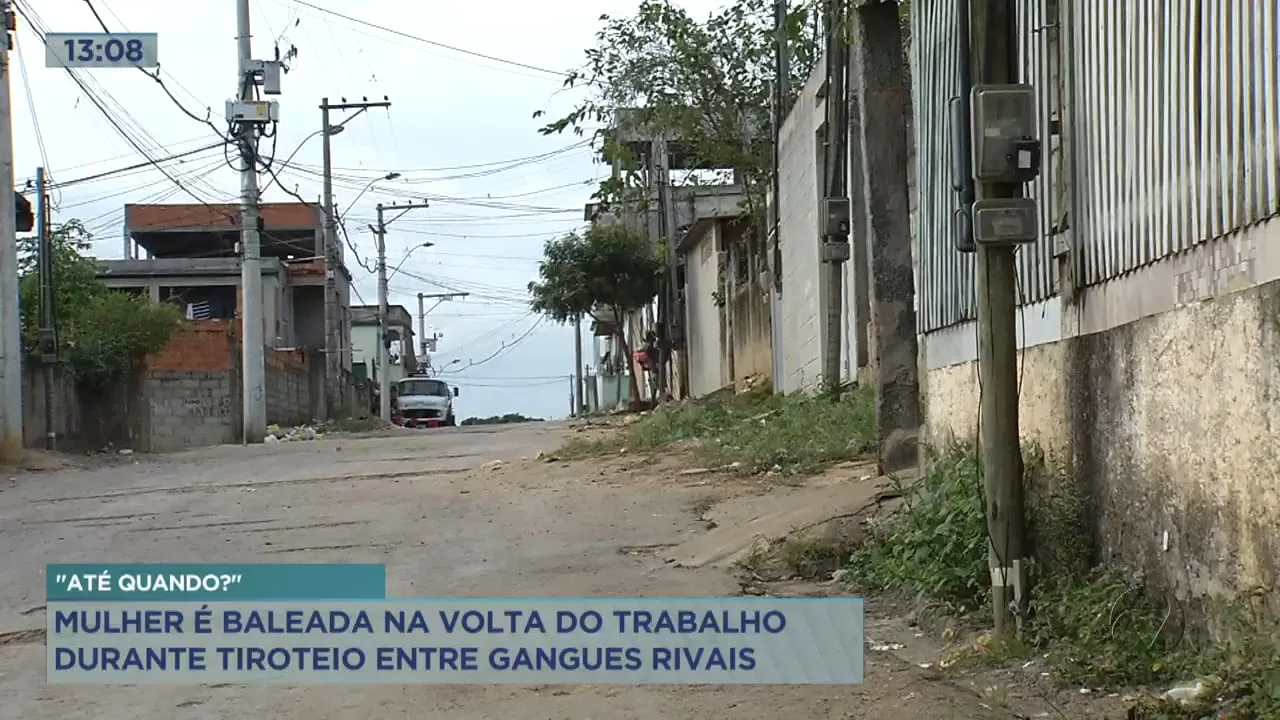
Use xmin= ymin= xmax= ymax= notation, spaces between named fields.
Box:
xmin=320 ymin=96 xmax=390 ymax=420
xmin=819 ymin=0 xmax=852 ymax=394
xmin=849 ymin=2 xmax=922 ymax=477
xmin=971 ymin=0 xmax=1031 ymax=636
xmin=651 ymin=139 xmax=673 ymax=400
xmin=416 ymin=291 xmax=467 ymax=367
xmin=35 ymin=168 xmax=56 ymax=450
xmin=573 ymin=317 xmax=585 ymax=416
xmin=0 ymin=1 xmax=22 ymax=460
xmin=235 ymin=0 xmax=267 ymax=443
xmin=371 ymin=200 xmax=430 ymax=421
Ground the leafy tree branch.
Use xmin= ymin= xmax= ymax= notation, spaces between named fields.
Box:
xmin=528 ymin=225 xmax=663 ymax=404
xmin=533 ymin=0 xmax=821 ymax=223
xmin=18 ymin=220 xmax=184 ymax=393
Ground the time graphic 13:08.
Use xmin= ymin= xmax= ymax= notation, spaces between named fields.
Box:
xmin=63 ymin=37 xmax=145 ymax=64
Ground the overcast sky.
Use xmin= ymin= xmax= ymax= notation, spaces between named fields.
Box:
xmin=13 ymin=0 xmax=721 ymax=421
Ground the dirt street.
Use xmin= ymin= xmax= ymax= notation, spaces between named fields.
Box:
xmin=0 ymin=424 xmax=1020 ymax=719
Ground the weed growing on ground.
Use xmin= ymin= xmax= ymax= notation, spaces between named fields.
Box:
xmin=325 ymin=416 xmax=389 ymax=433
xmin=554 ymin=436 xmax=623 ymax=459
xmin=778 ymin=537 xmax=856 ymax=579
xmin=846 ymin=441 xmax=989 ymax=611
xmin=843 ymin=441 xmax=1279 ymax=715
xmin=553 ymin=386 xmax=876 ymax=474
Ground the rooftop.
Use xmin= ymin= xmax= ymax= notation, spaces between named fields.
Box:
xmin=124 ymin=202 xmax=325 ymax=261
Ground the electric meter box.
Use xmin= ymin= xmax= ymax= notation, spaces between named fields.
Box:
xmin=970 ymin=84 xmax=1039 ymax=183
xmin=972 ymin=198 xmax=1039 ymax=246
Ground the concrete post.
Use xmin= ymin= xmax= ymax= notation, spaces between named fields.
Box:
xmin=851 ymin=2 xmax=922 ymax=475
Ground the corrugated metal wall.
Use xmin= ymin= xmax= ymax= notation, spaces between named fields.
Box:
xmin=1070 ymin=0 xmax=1280 ymax=284
xmin=913 ymin=2 xmax=1280 ymax=332
xmin=912 ymin=0 xmax=1060 ymax=332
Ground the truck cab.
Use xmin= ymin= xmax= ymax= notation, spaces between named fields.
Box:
xmin=393 ymin=376 xmax=458 ymax=427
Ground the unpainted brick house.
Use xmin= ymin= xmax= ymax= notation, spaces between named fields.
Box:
xmin=98 ymin=202 xmax=355 ymax=422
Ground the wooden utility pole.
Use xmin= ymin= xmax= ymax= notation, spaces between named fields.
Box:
xmin=971 ymin=0 xmax=1030 ymax=636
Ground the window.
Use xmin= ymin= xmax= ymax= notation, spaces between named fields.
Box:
xmin=398 ymin=379 xmax=449 ymax=397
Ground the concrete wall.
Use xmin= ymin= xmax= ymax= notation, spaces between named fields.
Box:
xmin=725 ymin=223 xmax=774 ymax=387
xmin=21 ymin=320 xmax=316 ymax=453
xmin=21 ymin=365 xmax=148 ymax=452
xmin=921 ymin=216 xmax=1280 ymax=616
xmin=292 ymin=286 xmax=325 ymax=349
xmin=266 ymin=348 xmax=313 ymax=426
xmin=351 ymin=323 xmax=414 ymax=386
xmin=351 ymin=325 xmax=378 ymax=381
xmin=776 ymin=62 xmax=826 ymax=393
xmin=683 ymin=225 xmax=724 ymax=398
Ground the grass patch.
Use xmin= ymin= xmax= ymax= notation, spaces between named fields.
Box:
xmin=555 ymin=436 xmax=624 ymax=459
xmin=560 ymin=386 xmax=876 ymax=472
xmin=778 ymin=537 xmax=857 ymax=580
xmin=324 ymin=416 xmax=388 ymax=433
xmin=844 ymin=441 xmax=1279 ymax=714
xmin=846 ymin=442 xmax=989 ymax=611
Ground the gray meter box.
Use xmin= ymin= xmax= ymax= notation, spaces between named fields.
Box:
xmin=971 ymin=84 xmax=1037 ymax=183
xmin=972 ymin=198 xmax=1038 ymax=246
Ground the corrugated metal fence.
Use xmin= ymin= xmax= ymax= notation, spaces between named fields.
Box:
xmin=1071 ymin=0 xmax=1280 ymax=284
xmin=913 ymin=1 xmax=1280 ymax=332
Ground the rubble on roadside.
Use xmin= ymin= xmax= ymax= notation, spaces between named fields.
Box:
xmin=264 ymin=424 xmax=320 ymax=443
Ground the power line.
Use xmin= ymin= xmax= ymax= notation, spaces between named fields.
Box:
xmin=48 ymin=142 xmax=226 ymax=189
xmin=81 ymin=0 xmax=236 ymax=145
xmin=15 ymin=3 xmax=238 ymax=223
xmin=290 ymin=139 xmax=591 ymax=175
xmin=282 ymin=0 xmax=566 ymax=78
xmin=437 ymin=316 xmax=547 ymax=374
xmin=17 ymin=134 xmax=216 ymax=179
xmin=13 ymin=34 xmax=51 ymax=189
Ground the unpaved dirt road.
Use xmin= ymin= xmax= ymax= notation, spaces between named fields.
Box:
xmin=0 ymin=424 xmax=1018 ymax=719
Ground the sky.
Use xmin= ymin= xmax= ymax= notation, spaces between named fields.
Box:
xmin=12 ymin=0 xmax=722 ymax=421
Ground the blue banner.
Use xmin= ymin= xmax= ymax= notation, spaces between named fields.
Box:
xmin=46 ymin=564 xmax=386 ymax=602
xmin=47 ymin=598 xmax=865 ymax=685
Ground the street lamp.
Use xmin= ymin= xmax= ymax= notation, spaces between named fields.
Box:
xmin=389 ymin=241 xmax=433 ymax=280
xmin=342 ymin=172 xmax=402 ymax=222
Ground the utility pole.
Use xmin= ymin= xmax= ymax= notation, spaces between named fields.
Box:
xmin=0 ymin=1 xmax=22 ymax=461
xmin=35 ymin=168 xmax=56 ymax=450
xmin=320 ymin=96 xmax=390 ymax=420
xmin=371 ymin=200 xmax=430 ymax=421
xmin=654 ymin=138 xmax=680 ymax=400
xmin=416 ymin=291 xmax=467 ymax=358
xmin=417 ymin=293 xmax=426 ymax=358
xmin=235 ymin=0 xmax=267 ymax=443
xmin=819 ymin=0 xmax=852 ymax=395
xmin=573 ymin=317 xmax=585 ymax=416
xmin=970 ymin=0 xmax=1032 ymax=636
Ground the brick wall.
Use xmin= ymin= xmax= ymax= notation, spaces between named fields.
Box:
xmin=143 ymin=320 xmax=239 ymax=451
xmin=148 ymin=320 xmax=236 ymax=371
xmin=20 ymin=319 xmax=319 ymax=452
xmin=266 ymin=348 xmax=313 ymax=426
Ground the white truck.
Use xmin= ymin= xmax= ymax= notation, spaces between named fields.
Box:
xmin=392 ymin=376 xmax=459 ymax=428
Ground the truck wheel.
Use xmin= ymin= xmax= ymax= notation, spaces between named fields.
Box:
xmin=445 ymin=413 xmax=456 ymax=427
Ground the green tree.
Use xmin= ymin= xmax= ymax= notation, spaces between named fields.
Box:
xmin=534 ymin=0 xmax=820 ymax=226
xmin=18 ymin=220 xmax=185 ymax=392
xmin=528 ymin=224 xmax=663 ymax=404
